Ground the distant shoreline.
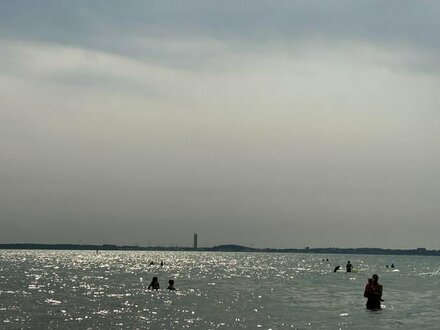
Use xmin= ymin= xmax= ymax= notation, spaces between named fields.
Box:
xmin=0 ymin=243 xmax=437 ymax=256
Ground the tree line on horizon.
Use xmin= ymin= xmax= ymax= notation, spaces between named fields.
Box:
xmin=0 ymin=243 xmax=437 ymax=256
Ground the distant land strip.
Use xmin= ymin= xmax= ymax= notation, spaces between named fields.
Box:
xmin=0 ymin=244 xmax=438 ymax=256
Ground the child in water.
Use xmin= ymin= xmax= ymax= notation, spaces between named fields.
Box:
xmin=167 ymin=279 xmax=176 ymax=290
xmin=148 ymin=276 xmax=160 ymax=290
xmin=365 ymin=278 xmax=374 ymax=292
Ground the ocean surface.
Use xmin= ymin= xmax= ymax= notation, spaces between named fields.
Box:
xmin=1 ymin=250 xmax=440 ymax=329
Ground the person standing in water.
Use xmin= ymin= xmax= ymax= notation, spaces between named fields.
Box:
xmin=148 ymin=276 xmax=160 ymax=290
xmin=364 ymin=274 xmax=383 ymax=309
xmin=346 ymin=261 xmax=353 ymax=273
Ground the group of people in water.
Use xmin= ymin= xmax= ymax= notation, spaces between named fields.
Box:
xmin=148 ymin=276 xmax=176 ymax=291
xmin=332 ymin=261 xmax=354 ymax=273
xmin=331 ymin=260 xmax=387 ymax=310
xmin=333 ymin=260 xmax=356 ymax=272
xmin=146 ymin=259 xmax=175 ymax=291
xmin=148 ymin=259 xmax=387 ymax=310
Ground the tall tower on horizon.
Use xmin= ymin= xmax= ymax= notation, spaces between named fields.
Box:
xmin=193 ymin=233 xmax=198 ymax=249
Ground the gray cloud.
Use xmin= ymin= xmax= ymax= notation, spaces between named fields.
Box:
xmin=1 ymin=1 xmax=440 ymax=72
xmin=1 ymin=1 xmax=439 ymax=249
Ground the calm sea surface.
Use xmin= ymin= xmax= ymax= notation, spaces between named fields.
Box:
xmin=1 ymin=250 xmax=440 ymax=329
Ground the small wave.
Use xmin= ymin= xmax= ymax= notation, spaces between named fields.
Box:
xmin=45 ymin=298 xmax=62 ymax=306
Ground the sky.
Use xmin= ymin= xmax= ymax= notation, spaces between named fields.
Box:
xmin=1 ymin=1 xmax=439 ymax=249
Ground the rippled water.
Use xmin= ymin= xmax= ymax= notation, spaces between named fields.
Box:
xmin=1 ymin=250 xmax=440 ymax=329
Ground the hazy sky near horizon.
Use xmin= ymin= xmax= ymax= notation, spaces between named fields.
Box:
xmin=1 ymin=1 xmax=439 ymax=249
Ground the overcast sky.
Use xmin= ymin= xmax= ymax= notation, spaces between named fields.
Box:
xmin=1 ymin=1 xmax=439 ymax=249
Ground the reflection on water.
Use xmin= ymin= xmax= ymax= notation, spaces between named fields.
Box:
xmin=1 ymin=250 xmax=440 ymax=329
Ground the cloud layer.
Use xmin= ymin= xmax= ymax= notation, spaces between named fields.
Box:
xmin=1 ymin=1 xmax=439 ymax=248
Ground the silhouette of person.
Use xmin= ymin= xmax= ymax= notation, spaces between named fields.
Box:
xmin=391 ymin=263 xmax=395 ymax=268
xmin=148 ymin=276 xmax=160 ymax=290
xmin=346 ymin=261 xmax=353 ymax=273
xmin=149 ymin=261 xmax=155 ymax=266
xmin=160 ymin=261 xmax=164 ymax=267
xmin=364 ymin=274 xmax=383 ymax=309
xmin=365 ymin=278 xmax=374 ymax=292
xmin=167 ymin=279 xmax=176 ymax=290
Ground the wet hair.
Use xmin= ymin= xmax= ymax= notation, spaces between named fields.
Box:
xmin=372 ymin=274 xmax=379 ymax=281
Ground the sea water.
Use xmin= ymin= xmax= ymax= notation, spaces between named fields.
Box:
xmin=1 ymin=250 xmax=440 ymax=329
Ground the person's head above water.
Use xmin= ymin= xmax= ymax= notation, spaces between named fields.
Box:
xmin=167 ymin=279 xmax=176 ymax=290
xmin=372 ymin=274 xmax=379 ymax=282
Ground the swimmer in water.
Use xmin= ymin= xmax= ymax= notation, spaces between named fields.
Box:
xmin=148 ymin=276 xmax=160 ymax=290
xmin=364 ymin=274 xmax=383 ymax=309
xmin=365 ymin=278 xmax=384 ymax=302
xmin=346 ymin=261 xmax=353 ymax=273
xmin=167 ymin=279 xmax=176 ymax=290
